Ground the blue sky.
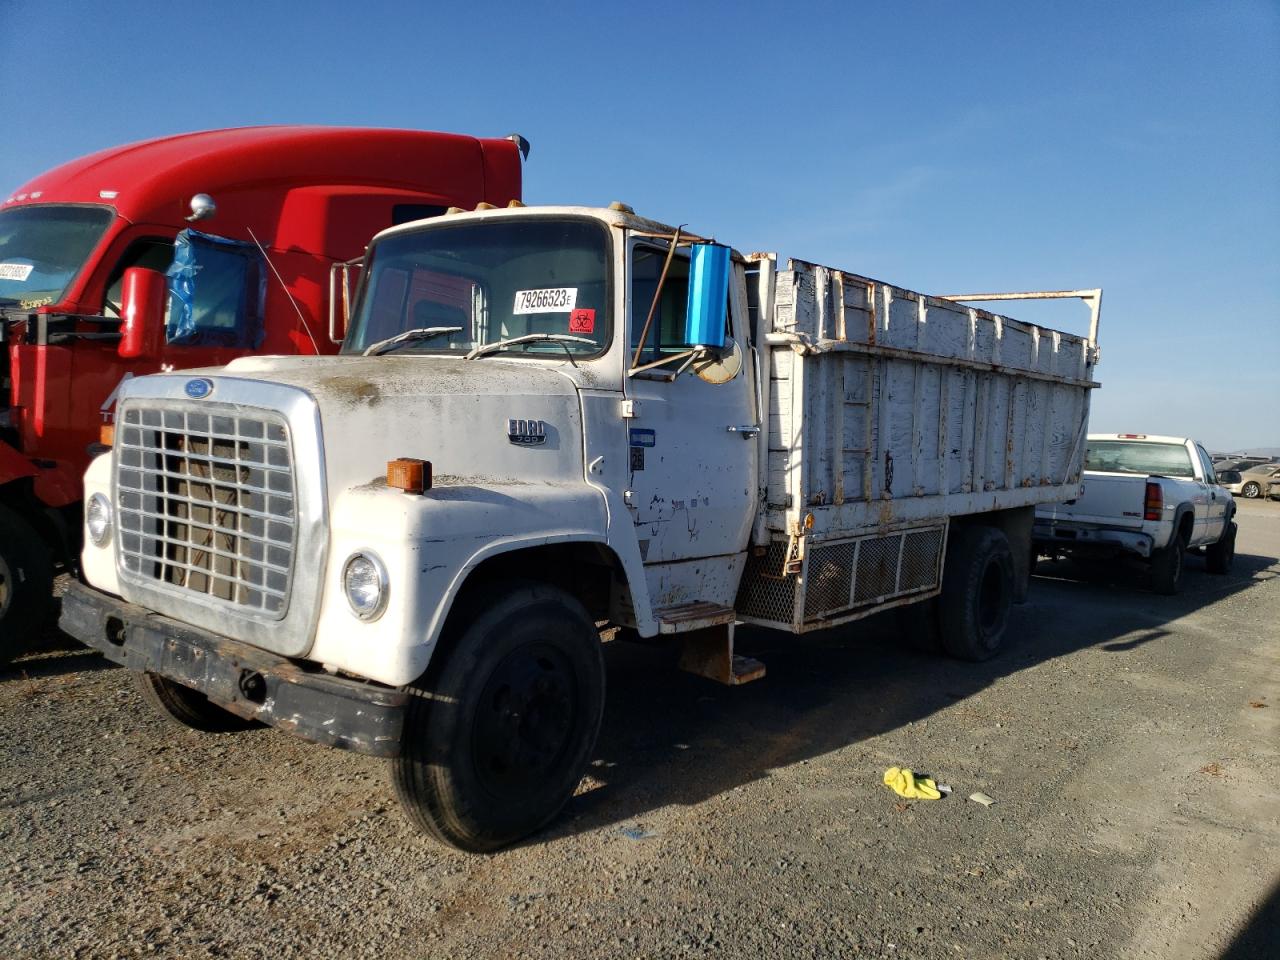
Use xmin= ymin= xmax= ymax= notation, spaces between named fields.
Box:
xmin=4 ymin=1 xmax=1277 ymax=451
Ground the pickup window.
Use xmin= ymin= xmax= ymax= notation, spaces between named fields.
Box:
xmin=1084 ymin=440 xmax=1195 ymax=478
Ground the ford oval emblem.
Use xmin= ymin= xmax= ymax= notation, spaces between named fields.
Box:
xmin=185 ymin=378 xmax=214 ymax=399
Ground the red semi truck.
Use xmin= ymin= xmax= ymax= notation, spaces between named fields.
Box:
xmin=0 ymin=126 xmax=526 ymax=660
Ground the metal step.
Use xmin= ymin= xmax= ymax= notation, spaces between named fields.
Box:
xmin=655 ymin=601 xmax=736 ymax=634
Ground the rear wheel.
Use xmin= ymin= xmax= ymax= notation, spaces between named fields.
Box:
xmin=1205 ymin=521 xmax=1237 ymax=575
xmin=393 ymin=582 xmax=605 ymax=852
xmin=895 ymin=597 xmax=942 ymax=655
xmin=0 ymin=505 xmax=54 ymax=669
xmin=1150 ymin=533 xmax=1185 ymax=595
xmin=1241 ymin=481 xmax=1261 ymax=499
xmin=134 ymin=672 xmax=256 ymax=733
xmin=938 ymin=526 xmax=1014 ymax=662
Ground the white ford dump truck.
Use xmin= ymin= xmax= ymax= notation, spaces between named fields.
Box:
xmin=61 ymin=204 xmax=1101 ymax=850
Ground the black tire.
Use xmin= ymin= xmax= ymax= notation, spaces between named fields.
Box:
xmin=393 ymin=582 xmax=605 ymax=852
xmin=1150 ymin=533 xmax=1185 ymax=595
xmin=1205 ymin=521 xmax=1237 ymax=575
xmin=1241 ymin=481 xmax=1261 ymax=499
xmin=895 ymin=597 xmax=942 ymax=655
xmin=938 ymin=526 xmax=1014 ymax=662
xmin=0 ymin=505 xmax=54 ymax=669
xmin=134 ymin=672 xmax=256 ymax=733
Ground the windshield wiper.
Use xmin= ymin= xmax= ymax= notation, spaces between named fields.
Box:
xmin=465 ymin=333 xmax=596 ymax=366
xmin=362 ymin=326 xmax=463 ymax=357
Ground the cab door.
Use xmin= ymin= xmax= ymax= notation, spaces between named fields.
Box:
xmin=1195 ymin=444 xmax=1228 ymax=542
xmin=622 ymin=240 xmax=756 ymax=567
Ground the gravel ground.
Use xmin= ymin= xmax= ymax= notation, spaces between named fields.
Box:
xmin=2 ymin=500 xmax=1277 ymax=960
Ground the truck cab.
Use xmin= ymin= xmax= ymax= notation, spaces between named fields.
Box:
xmin=0 ymin=127 xmax=524 ymax=657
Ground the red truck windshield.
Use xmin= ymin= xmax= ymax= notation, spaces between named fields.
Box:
xmin=0 ymin=205 xmax=113 ymax=310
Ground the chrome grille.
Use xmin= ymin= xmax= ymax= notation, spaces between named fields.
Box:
xmin=116 ymin=404 xmax=296 ymax=618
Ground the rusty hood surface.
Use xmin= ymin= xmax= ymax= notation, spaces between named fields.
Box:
xmin=213 ymin=354 xmax=588 ymax=498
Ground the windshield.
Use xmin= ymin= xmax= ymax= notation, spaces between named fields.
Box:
xmin=344 ymin=217 xmax=610 ymax=358
xmin=0 ymin=205 xmax=114 ymax=309
xmin=1084 ymin=440 xmax=1195 ymax=478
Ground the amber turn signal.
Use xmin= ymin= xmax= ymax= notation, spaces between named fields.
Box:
xmin=387 ymin=458 xmax=431 ymax=494
xmin=99 ymin=424 xmax=115 ymax=448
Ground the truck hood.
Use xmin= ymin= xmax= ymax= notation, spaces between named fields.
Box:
xmin=215 ymin=354 xmax=588 ymax=498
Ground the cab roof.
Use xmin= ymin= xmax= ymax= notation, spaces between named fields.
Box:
xmin=4 ymin=126 xmax=520 ymax=225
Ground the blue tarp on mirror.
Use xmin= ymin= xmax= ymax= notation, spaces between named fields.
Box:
xmin=165 ymin=229 xmax=266 ymax=348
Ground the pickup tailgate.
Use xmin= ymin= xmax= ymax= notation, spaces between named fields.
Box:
xmin=1037 ymin=472 xmax=1147 ymax=529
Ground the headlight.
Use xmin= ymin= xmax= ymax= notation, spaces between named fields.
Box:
xmin=86 ymin=493 xmax=113 ymax=547
xmin=343 ymin=552 xmax=388 ymax=621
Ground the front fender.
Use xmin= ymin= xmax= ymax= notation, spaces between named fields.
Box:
xmin=305 ymin=479 xmax=610 ymax=686
xmin=0 ymin=438 xmax=38 ymax=487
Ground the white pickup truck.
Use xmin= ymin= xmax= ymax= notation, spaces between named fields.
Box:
xmin=1033 ymin=434 xmax=1237 ymax=593
xmin=60 ymin=203 xmax=1101 ymax=850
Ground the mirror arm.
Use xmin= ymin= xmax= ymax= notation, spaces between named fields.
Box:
xmin=630 ymin=225 xmax=683 ymax=369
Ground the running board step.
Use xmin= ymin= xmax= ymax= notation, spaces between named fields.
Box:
xmin=655 ymin=601 xmax=736 ymax=634
xmin=677 ymin=623 xmax=766 ymax=686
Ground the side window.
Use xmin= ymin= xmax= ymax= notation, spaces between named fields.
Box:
xmin=165 ymin=230 xmax=266 ymax=348
xmin=391 ymin=204 xmax=447 ymax=226
xmin=1196 ymin=446 xmax=1216 ymax=483
xmin=630 ymin=245 xmax=691 ymax=365
xmin=103 ymin=238 xmax=174 ymax=317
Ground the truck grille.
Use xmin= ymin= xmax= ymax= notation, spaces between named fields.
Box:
xmin=116 ymin=405 xmax=296 ymax=618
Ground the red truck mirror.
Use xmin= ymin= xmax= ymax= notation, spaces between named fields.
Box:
xmin=118 ymin=267 xmax=166 ymax=359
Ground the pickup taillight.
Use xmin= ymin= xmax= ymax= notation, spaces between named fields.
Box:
xmin=1144 ymin=482 xmax=1163 ymax=521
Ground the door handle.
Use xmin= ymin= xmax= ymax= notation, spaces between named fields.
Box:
xmin=727 ymin=425 xmax=760 ymax=438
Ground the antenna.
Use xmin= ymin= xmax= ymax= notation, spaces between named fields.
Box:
xmin=247 ymin=228 xmax=320 ymax=355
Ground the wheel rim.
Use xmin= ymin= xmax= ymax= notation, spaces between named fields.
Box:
xmin=977 ymin=558 xmax=1009 ymax=638
xmin=0 ymin=552 xmax=11 ymax=620
xmin=472 ymin=641 xmax=578 ymax=799
xmin=1244 ymin=483 xmax=1259 ymax=498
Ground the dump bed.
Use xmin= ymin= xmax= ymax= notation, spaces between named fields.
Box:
xmin=735 ymin=257 xmax=1100 ymax=632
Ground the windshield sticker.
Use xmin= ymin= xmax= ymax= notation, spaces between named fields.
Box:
xmin=569 ymin=308 xmax=596 ymax=334
xmin=0 ymin=263 xmax=35 ymax=282
xmin=513 ymin=287 xmax=578 ymax=314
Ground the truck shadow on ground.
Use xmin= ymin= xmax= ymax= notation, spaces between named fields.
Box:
xmin=553 ymin=548 xmax=1278 ymax=841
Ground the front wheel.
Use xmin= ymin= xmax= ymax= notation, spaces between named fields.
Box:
xmin=0 ymin=505 xmax=54 ymax=669
xmin=938 ymin=526 xmax=1014 ymax=662
xmin=1205 ymin=521 xmax=1237 ymax=575
xmin=393 ymin=582 xmax=605 ymax=852
xmin=1241 ymin=481 xmax=1261 ymax=499
xmin=134 ymin=672 xmax=257 ymax=733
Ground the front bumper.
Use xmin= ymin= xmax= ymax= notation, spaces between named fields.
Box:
xmin=1033 ymin=522 xmax=1154 ymax=558
xmin=59 ymin=581 xmax=407 ymax=757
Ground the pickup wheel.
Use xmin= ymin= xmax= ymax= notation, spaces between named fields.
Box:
xmin=134 ymin=672 xmax=256 ymax=733
xmin=938 ymin=526 xmax=1014 ymax=662
xmin=1150 ymin=535 xmax=1185 ymax=595
xmin=0 ymin=505 xmax=54 ymax=669
xmin=393 ymin=583 xmax=605 ymax=852
xmin=1205 ymin=521 xmax=1237 ymax=575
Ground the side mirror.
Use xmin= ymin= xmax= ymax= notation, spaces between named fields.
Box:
xmin=118 ymin=267 xmax=166 ymax=359
xmin=684 ymin=243 xmax=730 ymax=350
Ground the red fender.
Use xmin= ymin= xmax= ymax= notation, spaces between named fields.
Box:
xmin=0 ymin=439 xmax=38 ymax=487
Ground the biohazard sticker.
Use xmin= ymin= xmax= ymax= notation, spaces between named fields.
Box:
xmin=0 ymin=262 xmax=34 ymax=281
xmin=569 ymin=308 xmax=595 ymax=333
xmin=513 ymin=287 xmax=578 ymax=314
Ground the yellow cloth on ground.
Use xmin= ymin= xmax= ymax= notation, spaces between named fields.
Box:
xmin=883 ymin=766 xmax=942 ymax=800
